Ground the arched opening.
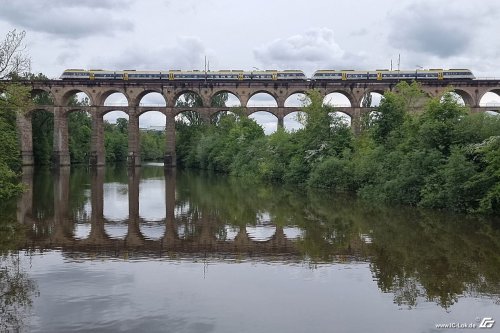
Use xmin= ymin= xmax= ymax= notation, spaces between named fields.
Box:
xmin=31 ymin=89 xmax=54 ymax=106
xmin=479 ymin=90 xmax=500 ymax=107
xmin=67 ymin=110 xmax=91 ymax=164
xmin=441 ymin=90 xmax=471 ymax=106
xmin=103 ymin=92 xmax=128 ymax=106
xmin=246 ymin=212 xmax=276 ymax=242
xmin=211 ymin=91 xmax=240 ymax=107
xmin=215 ymin=225 xmax=239 ymax=241
xmin=175 ymin=110 xmax=202 ymax=126
xmin=63 ymin=91 xmax=91 ymax=107
xmin=329 ymin=111 xmax=352 ymax=127
xmin=139 ymin=111 xmax=166 ymax=162
xmin=247 ymin=92 xmax=278 ymax=107
xmin=31 ymin=109 xmax=54 ymax=165
xmin=103 ymin=220 xmax=128 ymax=240
xmin=248 ymin=111 xmax=277 ymax=135
xmin=360 ymin=91 xmax=384 ymax=107
xmin=175 ymin=91 xmax=203 ymax=108
xmin=103 ymin=111 xmax=129 ymax=163
xmin=323 ymin=92 xmax=352 ymax=107
xmin=285 ymin=93 xmax=309 ymax=107
xmin=283 ymin=112 xmax=305 ymax=132
xmin=283 ymin=227 xmax=304 ymax=240
xmin=210 ymin=110 xmax=238 ymax=125
xmin=139 ymin=92 xmax=166 ymax=107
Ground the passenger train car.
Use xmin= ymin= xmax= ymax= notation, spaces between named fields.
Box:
xmin=60 ymin=68 xmax=475 ymax=81
xmin=311 ymin=69 xmax=475 ymax=80
xmin=60 ymin=69 xmax=307 ymax=81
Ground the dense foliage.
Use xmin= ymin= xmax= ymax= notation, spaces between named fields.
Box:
xmin=175 ymin=83 xmax=500 ymax=214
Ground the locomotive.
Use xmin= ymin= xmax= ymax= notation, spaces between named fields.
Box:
xmin=59 ymin=68 xmax=475 ymax=81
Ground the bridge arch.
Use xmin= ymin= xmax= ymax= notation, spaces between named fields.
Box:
xmin=446 ymin=89 xmax=474 ymax=106
xmin=323 ymin=91 xmax=353 ymax=107
xmin=248 ymin=111 xmax=278 ymax=134
xmin=323 ymin=90 xmax=355 ymax=107
xmin=138 ymin=92 xmax=166 ymax=107
xmin=285 ymin=92 xmax=308 ymax=107
xmin=283 ymin=111 xmax=305 ymax=132
xmin=60 ymin=88 xmax=94 ymax=106
xmin=174 ymin=90 xmax=204 ymax=107
xmin=131 ymin=89 xmax=165 ymax=107
xmin=247 ymin=91 xmax=278 ymax=107
xmin=211 ymin=90 xmax=241 ymax=107
xmin=97 ymin=88 xmax=129 ymax=106
xmin=479 ymin=89 xmax=500 ymax=107
xmin=359 ymin=90 xmax=385 ymax=107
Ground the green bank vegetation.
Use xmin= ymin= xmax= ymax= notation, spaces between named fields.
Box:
xmin=175 ymin=82 xmax=500 ymax=215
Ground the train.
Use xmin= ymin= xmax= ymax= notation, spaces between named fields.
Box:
xmin=60 ymin=68 xmax=475 ymax=81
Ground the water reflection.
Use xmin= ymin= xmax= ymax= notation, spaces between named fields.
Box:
xmin=9 ymin=164 xmax=500 ymax=314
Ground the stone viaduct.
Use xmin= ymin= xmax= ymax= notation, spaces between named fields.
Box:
xmin=15 ymin=78 xmax=500 ymax=167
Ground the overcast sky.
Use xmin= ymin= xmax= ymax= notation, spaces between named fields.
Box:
xmin=1 ymin=0 xmax=499 ymax=130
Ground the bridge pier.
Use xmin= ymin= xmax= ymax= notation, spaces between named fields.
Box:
xmin=17 ymin=112 xmax=34 ymax=166
xmin=52 ymin=108 xmax=71 ymax=166
xmin=165 ymin=111 xmax=176 ymax=167
xmin=90 ymin=110 xmax=105 ymax=166
xmin=127 ymin=111 xmax=141 ymax=167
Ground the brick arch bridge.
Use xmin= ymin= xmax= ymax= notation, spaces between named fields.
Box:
xmin=16 ymin=79 xmax=500 ymax=167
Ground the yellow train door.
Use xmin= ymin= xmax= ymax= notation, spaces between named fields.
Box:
xmin=377 ymin=72 xmax=382 ymax=80
xmin=238 ymin=73 xmax=243 ymax=80
xmin=89 ymin=72 xmax=95 ymax=80
xmin=341 ymin=72 xmax=347 ymax=80
xmin=437 ymin=71 xmax=443 ymax=80
xmin=169 ymin=72 xmax=174 ymax=80
xmin=123 ymin=73 xmax=128 ymax=80
xmin=272 ymin=73 xmax=277 ymax=80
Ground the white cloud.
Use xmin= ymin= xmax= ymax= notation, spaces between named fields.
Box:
xmin=254 ymin=28 xmax=365 ymax=74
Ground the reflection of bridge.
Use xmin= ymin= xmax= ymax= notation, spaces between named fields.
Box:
xmin=16 ymin=79 xmax=500 ymax=167
xmin=18 ymin=167 xmax=301 ymax=260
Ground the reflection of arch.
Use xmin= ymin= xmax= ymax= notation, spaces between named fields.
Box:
xmin=246 ymin=224 xmax=277 ymax=242
xmin=247 ymin=91 xmax=278 ymax=107
xmin=99 ymin=89 xmax=129 ymax=106
xmin=61 ymin=89 xmax=94 ymax=106
xmin=323 ymin=91 xmax=353 ymax=107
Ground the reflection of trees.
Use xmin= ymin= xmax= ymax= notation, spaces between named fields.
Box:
xmin=0 ymin=254 xmax=39 ymax=332
xmin=15 ymin=165 xmax=500 ymax=310
xmin=0 ymin=202 xmax=38 ymax=332
xmin=359 ymin=205 xmax=500 ymax=309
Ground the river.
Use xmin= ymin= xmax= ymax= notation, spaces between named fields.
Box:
xmin=1 ymin=163 xmax=499 ymax=332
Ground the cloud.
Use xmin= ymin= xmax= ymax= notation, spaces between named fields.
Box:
xmin=387 ymin=1 xmax=498 ymax=58
xmin=0 ymin=0 xmax=133 ymax=39
xmin=253 ymin=28 xmax=365 ymax=73
xmin=95 ymin=36 xmax=210 ymax=70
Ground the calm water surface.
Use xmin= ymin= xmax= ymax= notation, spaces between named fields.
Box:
xmin=1 ymin=164 xmax=499 ymax=333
